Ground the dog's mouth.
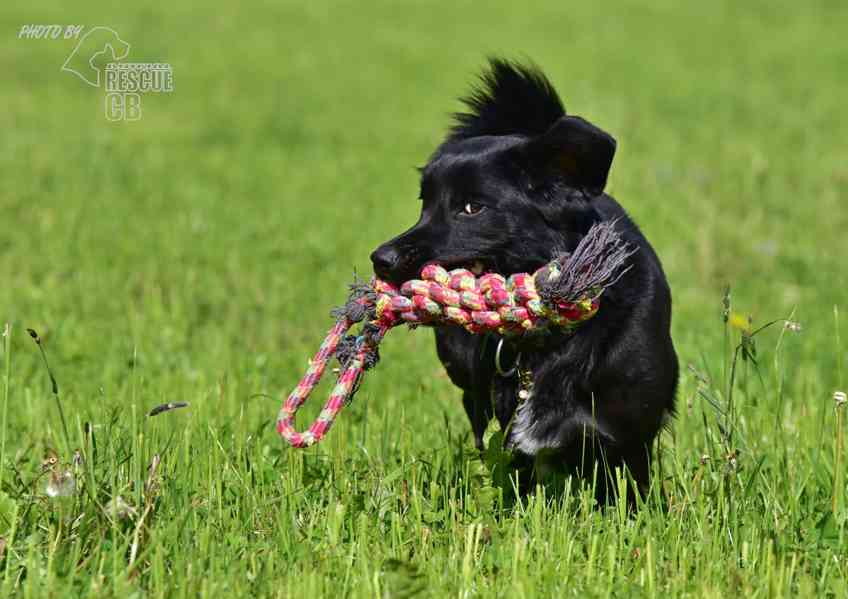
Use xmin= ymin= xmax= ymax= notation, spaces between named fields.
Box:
xmin=468 ymin=260 xmax=487 ymax=276
xmin=427 ymin=258 xmax=491 ymax=277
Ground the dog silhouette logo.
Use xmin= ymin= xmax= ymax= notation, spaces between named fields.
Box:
xmin=61 ymin=26 xmax=130 ymax=87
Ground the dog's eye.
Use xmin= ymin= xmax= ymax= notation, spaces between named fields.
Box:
xmin=463 ymin=202 xmax=484 ymax=216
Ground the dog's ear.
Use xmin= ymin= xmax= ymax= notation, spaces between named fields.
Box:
xmin=519 ymin=115 xmax=616 ymax=197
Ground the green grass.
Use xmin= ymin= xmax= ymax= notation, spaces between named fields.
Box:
xmin=1 ymin=0 xmax=847 ymax=596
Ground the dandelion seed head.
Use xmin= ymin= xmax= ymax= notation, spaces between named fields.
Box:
xmin=783 ymin=320 xmax=802 ymax=333
xmin=46 ymin=470 xmax=76 ymax=498
xmin=108 ymin=496 xmax=137 ymax=520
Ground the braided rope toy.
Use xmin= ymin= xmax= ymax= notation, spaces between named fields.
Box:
xmin=276 ymin=221 xmax=635 ymax=448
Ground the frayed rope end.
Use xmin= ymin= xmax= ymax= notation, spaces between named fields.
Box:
xmin=535 ymin=220 xmax=637 ymax=306
xmin=330 ymin=276 xmax=377 ymax=323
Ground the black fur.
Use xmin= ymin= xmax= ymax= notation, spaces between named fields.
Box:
xmin=371 ymin=59 xmax=678 ymax=503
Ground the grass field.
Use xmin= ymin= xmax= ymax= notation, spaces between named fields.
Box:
xmin=1 ymin=1 xmax=847 ymax=597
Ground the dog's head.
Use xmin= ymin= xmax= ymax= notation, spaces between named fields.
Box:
xmin=371 ymin=59 xmax=617 ymax=284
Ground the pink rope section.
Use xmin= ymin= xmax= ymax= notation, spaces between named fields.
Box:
xmin=275 ymin=266 xmax=597 ymax=448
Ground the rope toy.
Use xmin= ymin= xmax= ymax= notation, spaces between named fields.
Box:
xmin=276 ymin=221 xmax=635 ymax=448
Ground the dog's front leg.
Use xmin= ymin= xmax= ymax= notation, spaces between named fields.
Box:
xmin=434 ymin=328 xmax=496 ymax=448
xmin=462 ymin=389 xmax=493 ymax=450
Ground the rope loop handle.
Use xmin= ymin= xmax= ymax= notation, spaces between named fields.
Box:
xmin=276 ymin=318 xmax=388 ymax=448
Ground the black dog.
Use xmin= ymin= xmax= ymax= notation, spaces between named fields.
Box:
xmin=371 ymin=59 xmax=678 ymax=502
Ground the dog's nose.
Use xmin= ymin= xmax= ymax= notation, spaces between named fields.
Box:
xmin=370 ymin=245 xmax=401 ymax=279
